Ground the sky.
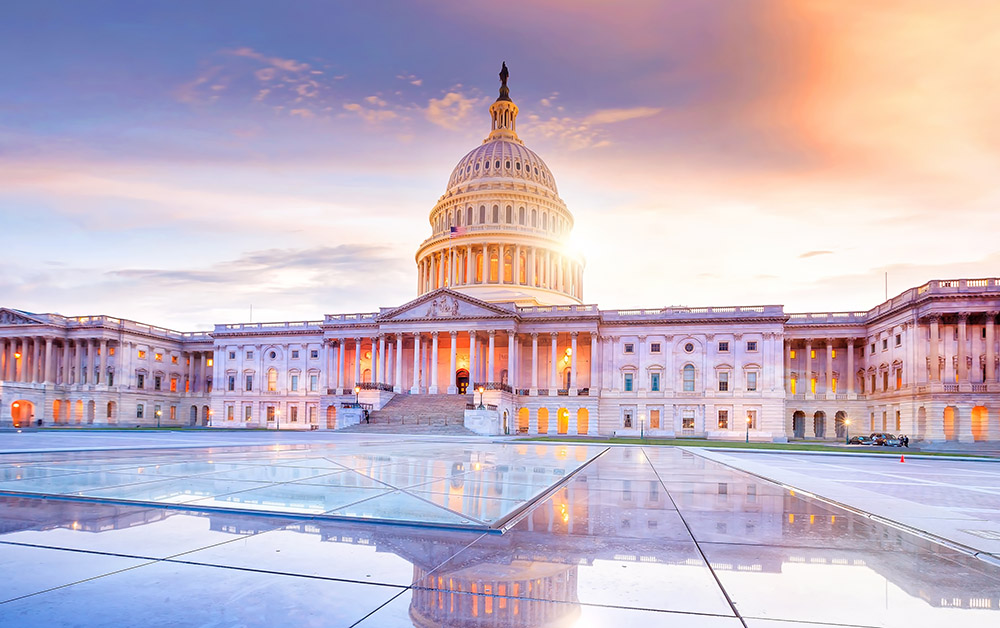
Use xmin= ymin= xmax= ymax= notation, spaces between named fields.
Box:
xmin=2 ymin=1 xmax=999 ymax=331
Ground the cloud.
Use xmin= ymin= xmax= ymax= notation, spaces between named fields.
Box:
xmin=397 ymin=73 xmax=423 ymax=86
xmin=343 ymin=102 xmax=398 ymax=124
xmin=229 ymin=47 xmax=310 ymax=73
xmin=798 ymin=250 xmax=833 ymax=259
xmin=582 ymin=107 xmax=662 ymax=125
xmin=425 ymin=91 xmax=483 ymax=130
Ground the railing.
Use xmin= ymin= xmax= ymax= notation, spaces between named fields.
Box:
xmin=602 ymin=305 xmax=783 ymax=320
xmin=466 ymin=403 xmax=498 ymax=411
xmin=473 ymin=382 xmax=512 ymax=393
xmin=943 ymin=383 xmax=959 ymax=392
xmin=341 ymin=402 xmax=373 ymax=410
xmin=537 ymin=388 xmax=549 ymax=395
xmin=216 ymin=321 xmax=322 ymax=333
xmin=518 ymin=304 xmax=600 ymax=316
xmin=557 ymin=388 xmax=569 ymax=396
xmin=515 ymin=388 xmax=530 ymax=396
xmin=917 ymin=386 xmax=928 ymax=393
xmin=357 ymin=382 xmax=393 ymax=392
xmin=972 ymin=383 xmax=988 ymax=392
xmin=324 ymin=312 xmax=379 ymax=324
xmin=578 ymin=387 xmax=589 ymax=396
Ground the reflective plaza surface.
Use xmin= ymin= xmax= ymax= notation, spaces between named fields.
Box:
xmin=1 ymin=434 xmax=999 ymax=627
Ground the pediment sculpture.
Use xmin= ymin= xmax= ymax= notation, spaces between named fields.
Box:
xmin=0 ymin=310 xmax=37 ymax=325
xmin=427 ymin=295 xmax=460 ymax=318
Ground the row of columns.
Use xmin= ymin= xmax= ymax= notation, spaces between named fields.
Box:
xmin=926 ymin=313 xmax=997 ymax=383
xmin=417 ymin=244 xmax=583 ymax=300
xmin=0 ymin=336 xmax=109 ymax=386
xmin=785 ymin=338 xmax=857 ymax=396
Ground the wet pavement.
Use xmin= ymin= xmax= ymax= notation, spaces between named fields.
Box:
xmin=1 ymin=437 xmax=999 ymax=627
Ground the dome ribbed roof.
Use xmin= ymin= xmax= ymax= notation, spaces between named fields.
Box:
xmin=446 ymin=139 xmax=558 ymax=194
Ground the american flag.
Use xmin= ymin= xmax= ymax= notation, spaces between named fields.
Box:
xmin=450 ymin=226 xmax=466 ymax=237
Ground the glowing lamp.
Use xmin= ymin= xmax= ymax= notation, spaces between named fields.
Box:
xmin=14 ymin=352 xmax=21 ymax=359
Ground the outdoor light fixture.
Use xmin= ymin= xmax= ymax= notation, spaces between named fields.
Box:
xmin=275 ymin=408 xmax=280 ymax=431
xmin=354 ymin=385 xmax=361 ymax=406
xmin=844 ymin=418 xmax=851 ymax=445
xmin=477 ymin=385 xmax=485 ymax=410
xmin=14 ymin=352 xmax=20 ymax=359
xmin=746 ymin=416 xmax=752 ymax=443
xmin=156 ymin=409 xmax=162 ymax=428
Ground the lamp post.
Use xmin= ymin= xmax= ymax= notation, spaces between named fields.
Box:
xmin=354 ymin=385 xmax=361 ymax=406
xmin=155 ymin=409 xmax=161 ymax=429
xmin=745 ymin=416 xmax=751 ymax=443
xmin=844 ymin=418 xmax=851 ymax=445
xmin=207 ymin=409 xmax=213 ymax=428
xmin=639 ymin=412 xmax=645 ymax=440
xmin=477 ymin=385 xmax=485 ymax=410
xmin=275 ymin=407 xmax=280 ymax=431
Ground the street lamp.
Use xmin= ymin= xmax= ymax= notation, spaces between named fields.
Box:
xmin=207 ymin=409 xmax=214 ymax=428
xmin=354 ymin=385 xmax=361 ymax=406
xmin=275 ymin=407 xmax=280 ymax=431
xmin=745 ymin=416 xmax=751 ymax=443
xmin=477 ymin=385 xmax=485 ymax=410
xmin=639 ymin=412 xmax=645 ymax=440
xmin=155 ymin=409 xmax=161 ymax=428
xmin=844 ymin=418 xmax=851 ymax=445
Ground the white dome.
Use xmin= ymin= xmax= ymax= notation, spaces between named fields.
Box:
xmin=446 ymin=139 xmax=558 ymax=195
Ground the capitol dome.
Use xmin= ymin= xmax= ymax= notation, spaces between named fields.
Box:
xmin=415 ymin=63 xmax=584 ymax=307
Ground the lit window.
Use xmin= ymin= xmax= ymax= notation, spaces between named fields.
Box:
xmin=290 ymin=406 xmax=298 ymax=422
xmin=746 ymin=372 xmax=757 ymax=391
xmin=650 ymin=343 xmax=661 ymax=353
xmin=169 ymin=406 xmax=176 ymax=421
xmin=811 ymin=377 xmax=817 ymax=394
xmin=138 ymin=350 xmax=146 ymax=359
xmin=683 ymin=365 xmax=695 ymax=392
xmin=895 ymin=370 xmax=902 ymax=390
xmin=650 ymin=372 xmax=660 ymax=392
xmin=790 ymin=349 xmax=796 ymax=359
xmin=790 ymin=378 xmax=797 ymax=395
xmin=154 ymin=353 xmax=162 ymax=362
xmin=623 ymin=343 xmax=634 ymax=354
xmin=682 ymin=411 xmax=695 ymax=430
xmin=718 ymin=371 xmax=729 ymax=392
xmin=226 ymin=406 xmax=234 ymax=421
xmin=169 ymin=377 xmax=177 ymax=392
xmin=718 ymin=341 xmax=729 ymax=352
xmin=810 ymin=349 xmax=816 ymax=359
xmin=245 ymin=405 xmax=252 ymax=421
xmin=267 ymin=369 xmax=277 ymax=392
xmin=171 ymin=356 xmax=178 ymax=365
xmin=624 ymin=373 xmax=634 ymax=392
xmin=206 ymin=358 xmax=213 ymax=367
xmin=108 ymin=347 xmax=115 ymax=356
xmin=718 ymin=410 xmax=729 ymax=429
xmin=746 ymin=410 xmax=757 ymax=429
xmin=831 ymin=349 xmax=836 ymax=358
xmin=831 ymin=378 xmax=838 ymax=393
xmin=266 ymin=406 xmax=275 ymax=422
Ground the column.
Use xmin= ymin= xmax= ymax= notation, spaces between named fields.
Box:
xmin=957 ymin=313 xmax=969 ymax=387
xmin=186 ymin=351 xmax=195 ymax=393
xmin=531 ymin=333 xmax=539 ymax=394
xmin=201 ymin=351 xmax=210 ymax=394
xmin=429 ymin=331 xmax=440 ymax=393
xmin=468 ymin=331 xmax=477 ymax=385
xmin=338 ymin=339 xmax=346 ymax=390
xmin=430 ymin=254 xmax=438 ymax=291
xmin=825 ymin=339 xmax=833 ymax=397
xmin=498 ymin=245 xmax=506 ymax=283
xmin=44 ymin=337 xmax=54 ymax=384
xmin=449 ymin=249 xmax=456 ymax=286
xmin=395 ymin=335 xmax=404 ymax=393
xmin=847 ymin=339 xmax=856 ymax=394
xmin=353 ymin=338 xmax=361 ymax=386
xmin=784 ymin=340 xmax=792 ymax=393
xmin=590 ymin=332 xmax=598 ymax=391
xmin=465 ymin=244 xmax=473 ymax=284
xmin=515 ymin=245 xmax=522 ymax=284
xmin=22 ymin=337 xmax=32 ymax=383
xmin=91 ymin=339 xmax=100 ymax=384
xmin=325 ymin=340 xmax=333 ymax=390
xmin=97 ymin=338 xmax=107 ymax=385
xmin=411 ymin=332 xmax=421 ymax=393
xmin=448 ymin=331 xmax=458 ymax=394
xmin=987 ymin=313 xmax=997 ymax=384
xmin=805 ymin=339 xmax=813 ymax=396
xmin=570 ymin=332 xmax=578 ymax=394
xmin=549 ymin=332 xmax=558 ymax=394
xmin=480 ymin=244 xmax=487 ymax=283
xmin=929 ymin=316 xmax=941 ymax=382
xmin=507 ymin=331 xmax=515 ymax=389
xmin=487 ymin=330 xmax=496 ymax=383
xmin=386 ymin=340 xmax=394 ymax=387
xmin=378 ymin=335 xmax=386 ymax=384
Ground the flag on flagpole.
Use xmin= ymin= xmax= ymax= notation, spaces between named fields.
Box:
xmin=450 ymin=226 xmax=465 ymax=237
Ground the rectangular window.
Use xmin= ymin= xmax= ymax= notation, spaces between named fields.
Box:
xmin=169 ymin=377 xmax=177 ymax=392
xmin=870 ymin=343 xmax=876 ymax=354
xmin=310 ymin=350 xmax=319 ymax=359
xmin=718 ymin=341 xmax=729 ymax=352
xmin=718 ymin=410 xmax=729 ymax=429
xmin=138 ymin=350 xmax=146 ymax=359
xmin=229 ymin=351 xmax=236 ymax=360
xmin=747 ymin=372 xmax=758 ymax=391
xmin=650 ymin=409 xmax=660 ymax=429
xmin=169 ymin=406 xmax=176 ymax=421
xmin=309 ymin=406 xmax=316 ymax=424
xmin=624 ymin=373 xmax=634 ymax=392
xmin=682 ymin=411 xmax=694 ymax=430
xmin=266 ymin=406 xmax=275 ymax=422
xmin=290 ymin=406 xmax=298 ymax=422
xmin=245 ymin=405 xmax=252 ymax=421
xmin=291 ymin=350 xmax=299 ymax=359
xmin=137 ymin=373 xmax=145 ymax=389
xmin=746 ymin=341 xmax=757 ymax=352
xmin=228 ymin=375 xmax=235 ymax=391
xmin=291 ymin=375 xmax=299 ymax=391
xmin=832 ymin=378 xmax=838 ymax=393
xmin=246 ymin=351 xmax=254 ymax=359
xmin=747 ymin=410 xmax=757 ymax=429
xmin=206 ymin=378 xmax=212 ymax=393
xmin=882 ymin=339 xmax=888 ymax=351
xmin=136 ymin=404 xmax=144 ymax=418
xmin=683 ymin=367 xmax=695 ymax=392
xmin=171 ymin=355 xmax=178 ymax=365
xmin=883 ymin=371 xmax=889 ymax=390
xmin=623 ymin=343 xmax=634 ymax=354
xmin=718 ymin=371 xmax=729 ymax=392
xmin=226 ymin=406 xmax=234 ymax=421
xmin=790 ymin=349 xmax=796 ymax=359
xmin=154 ymin=353 xmax=163 ymax=362
xmin=246 ymin=375 xmax=253 ymax=391
xmin=895 ymin=334 xmax=901 ymax=347
xmin=206 ymin=358 xmax=213 ymax=367
xmin=650 ymin=372 xmax=660 ymax=392
xmin=107 ymin=372 xmax=114 ymax=387
xmin=790 ymin=378 xmax=797 ymax=395
xmin=871 ymin=374 xmax=876 ymax=392
xmin=896 ymin=370 xmax=902 ymax=390
xmin=310 ymin=375 xmax=318 ymax=392
xmin=810 ymin=349 xmax=816 ymax=359
xmin=650 ymin=343 xmax=661 ymax=353
xmin=154 ymin=404 xmax=161 ymax=421
xmin=810 ymin=377 xmax=816 ymax=394
xmin=831 ymin=349 xmax=837 ymax=359
xmin=154 ymin=376 xmax=161 ymax=391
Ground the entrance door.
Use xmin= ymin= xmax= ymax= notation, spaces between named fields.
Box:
xmin=792 ymin=411 xmax=806 ymax=438
xmin=456 ymin=369 xmax=470 ymax=394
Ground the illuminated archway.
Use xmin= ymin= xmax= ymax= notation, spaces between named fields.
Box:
xmin=834 ymin=411 xmax=848 ymax=439
xmin=972 ymin=406 xmax=988 ymax=441
xmin=10 ymin=400 xmax=34 ymax=428
xmin=517 ymin=407 xmax=529 ymax=433
xmin=557 ymin=407 xmax=569 ymax=435
xmin=576 ymin=408 xmax=589 ymax=435
xmin=326 ymin=405 xmax=337 ymax=429
xmin=537 ymin=408 xmax=549 ymax=434
xmin=943 ymin=406 xmax=958 ymax=441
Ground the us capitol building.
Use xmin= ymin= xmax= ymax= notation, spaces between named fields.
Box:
xmin=2 ymin=67 xmax=999 ymax=443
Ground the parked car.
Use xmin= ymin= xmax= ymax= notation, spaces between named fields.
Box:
xmin=870 ymin=433 xmax=902 ymax=446
xmin=848 ymin=435 xmax=873 ymax=445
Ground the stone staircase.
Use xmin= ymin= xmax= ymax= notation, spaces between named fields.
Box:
xmin=337 ymin=393 xmax=477 ymax=435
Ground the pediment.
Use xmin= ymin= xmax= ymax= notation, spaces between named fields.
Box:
xmin=378 ymin=289 xmax=517 ymax=322
xmin=0 ymin=308 xmax=44 ymax=326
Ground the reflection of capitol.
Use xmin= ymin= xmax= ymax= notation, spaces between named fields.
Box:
xmin=5 ymin=466 xmax=998 ymax=624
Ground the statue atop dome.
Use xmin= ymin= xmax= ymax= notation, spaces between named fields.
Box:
xmin=497 ymin=61 xmax=511 ymax=102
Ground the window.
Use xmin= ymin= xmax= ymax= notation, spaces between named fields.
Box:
xmin=206 ymin=377 xmax=212 ymax=393
xmin=683 ymin=365 xmax=695 ymax=391
xmin=811 ymin=377 xmax=817 ymax=394
xmin=624 ymin=373 xmax=634 ymax=392
xmin=895 ymin=334 xmax=901 ymax=347
xmin=650 ymin=342 xmax=661 ymax=353
xmin=650 ymin=372 xmax=660 ymax=392
xmin=154 ymin=353 xmax=163 ymax=362
xmin=291 ymin=350 xmax=299 ymax=359
xmin=790 ymin=378 xmax=797 ymax=395
xmin=623 ymin=409 xmax=633 ymax=428
xmin=810 ymin=349 xmax=816 ymax=359
xmin=882 ymin=339 xmax=888 ymax=351
xmin=138 ymin=350 xmax=146 ymax=359
xmin=154 ymin=404 xmax=161 ymax=420
xmin=718 ymin=371 xmax=729 ymax=392
xmin=895 ymin=370 xmax=902 ymax=390
xmin=718 ymin=410 xmax=729 ymax=429
xmin=650 ymin=409 xmax=660 ymax=429
xmin=831 ymin=378 xmax=838 ymax=393
xmin=682 ymin=411 xmax=695 ymax=430
xmin=226 ymin=406 xmax=234 ymax=421
xmin=747 ymin=410 xmax=758 ymax=429
xmin=291 ymin=375 xmax=299 ymax=391
xmin=169 ymin=377 xmax=177 ymax=392
xmin=247 ymin=351 xmax=254 ymax=359
xmin=169 ymin=406 xmax=176 ymax=421
xmin=269 ymin=351 xmax=276 ymax=359
xmin=623 ymin=343 xmax=634 ymax=354
xmin=870 ymin=343 xmax=876 ymax=354
xmin=883 ymin=371 xmax=889 ymax=390
xmin=290 ymin=406 xmax=298 ymax=422
xmin=310 ymin=374 xmax=318 ymax=392
xmin=684 ymin=343 xmax=694 ymax=353
xmin=831 ymin=349 xmax=836 ymax=358
xmin=108 ymin=347 xmax=115 ymax=356
xmin=245 ymin=405 xmax=252 ymax=421
xmin=246 ymin=375 xmax=253 ymax=391
xmin=746 ymin=341 xmax=758 ymax=352
xmin=718 ymin=341 xmax=729 ymax=352
xmin=790 ymin=349 xmax=796 ymax=359
xmin=746 ymin=372 xmax=758 ymax=391
xmin=136 ymin=404 xmax=144 ymax=418
xmin=206 ymin=358 xmax=213 ymax=367
xmin=310 ymin=350 xmax=318 ymax=359
xmin=154 ymin=376 xmax=161 ymax=391
xmin=228 ymin=375 xmax=235 ymax=391
xmin=107 ymin=371 xmax=114 ymax=387
xmin=871 ymin=374 xmax=876 ymax=392
xmin=137 ymin=373 xmax=145 ymax=389
xmin=171 ymin=355 xmax=178 ymax=365
xmin=229 ymin=351 xmax=236 ymax=360
xmin=267 ymin=369 xmax=277 ymax=392
xmin=267 ymin=406 xmax=275 ymax=422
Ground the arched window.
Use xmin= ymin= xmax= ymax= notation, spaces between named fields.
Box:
xmin=531 ymin=209 xmax=537 ymax=227
xmin=503 ymin=252 xmax=513 ymax=283
xmin=267 ymin=368 xmax=278 ymax=392
xmin=489 ymin=251 xmax=499 ymax=282
xmin=682 ymin=365 xmax=695 ymax=392
xmin=492 ymin=205 xmax=499 ymax=222
xmin=505 ymin=206 xmax=512 ymax=223
xmin=519 ymin=207 xmax=525 ymax=225
xmin=542 ymin=213 xmax=548 ymax=230
xmin=466 ymin=207 xmax=472 ymax=225
xmin=479 ymin=206 xmax=486 ymax=223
